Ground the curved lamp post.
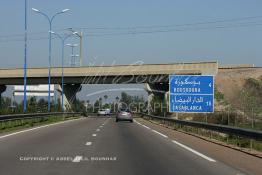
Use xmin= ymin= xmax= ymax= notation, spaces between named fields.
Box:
xmin=32 ymin=8 xmax=70 ymax=112
xmin=50 ymin=31 xmax=77 ymax=112
xmin=24 ymin=0 xmax=28 ymax=113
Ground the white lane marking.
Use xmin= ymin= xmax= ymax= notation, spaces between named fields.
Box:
xmin=0 ymin=118 xmax=83 ymax=140
xmin=133 ymin=119 xmax=216 ymax=162
xmin=138 ymin=122 xmax=142 ymax=125
xmin=171 ymin=140 xmax=216 ymax=162
xmin=142 ymin=125 xmax=150 ymax=130
xmin=85 ymin=142 xmax=92 ymax=146
xmin=100 ymin=126 xmax=103 ymax=128
xmin=134 ymin=120 xmax=142 ymax=125
xmin=72 ymin=156 xmax=83 ymax=163
xmin=92 ymin=134 xmax=97 ymax=137
xmin=152 ymin=130 xmax=168 ymax=138
xmin=96 ymin=129 xmax=100 ymax=132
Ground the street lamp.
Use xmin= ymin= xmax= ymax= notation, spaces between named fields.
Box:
xmin=70 ymin=54 xmax=79 ymax=66
xmin=67 ymin=28 xmax=83 ymax=66
xmin=66 ymin=44 xmax=78 ymax=66
xmin=24 ymin=0 xmax=28 ymax=113
xmin=32 ymin=8 xmax=70 ymax=112
xmin=50 ymin=31 xmax=75 ymax=112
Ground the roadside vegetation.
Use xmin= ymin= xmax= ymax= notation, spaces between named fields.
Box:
xmin=0 ymin=97 xmax=82 ymax=133
xmin=0 ymin=115 xmax=80 ymax=134
xmin=146 ymin=78 xmax=262 ymax=153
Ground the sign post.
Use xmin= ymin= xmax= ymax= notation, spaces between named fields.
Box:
xmin=169 ymin=75 xmax=214 ymax=113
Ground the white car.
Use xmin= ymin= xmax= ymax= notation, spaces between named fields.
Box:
xmin=97 ymin=109 xmax=111 ymax=116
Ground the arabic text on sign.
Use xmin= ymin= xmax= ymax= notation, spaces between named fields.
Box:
xmin=175 ymin=79 xmax=201 ymax=87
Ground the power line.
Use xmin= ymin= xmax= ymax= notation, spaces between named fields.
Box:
xmin=0 ymin=15 xmax=262 ymax=43
xmin=77 ymin=15 xmax=262 ymax=30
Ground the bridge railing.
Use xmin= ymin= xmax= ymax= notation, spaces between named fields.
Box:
xmin=139 ymin=113 xmax=262 ymax=141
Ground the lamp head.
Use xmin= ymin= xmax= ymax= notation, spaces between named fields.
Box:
xmin=32 ymin=8 xmax=40 ymax=13
xmin=62 ymin=9 xmax=70 ymax=13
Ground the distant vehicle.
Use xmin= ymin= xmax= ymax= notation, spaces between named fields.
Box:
xmin=97 ymin=109 xmax=111 ymax=116
xmin=116 ymin=108 xmax=133 ymax=122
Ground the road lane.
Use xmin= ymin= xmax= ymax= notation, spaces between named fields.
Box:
xmin=0 ymin=117 xmax=108 ymax=175
xmin=0 ymin=117 xmax=248 ymax=175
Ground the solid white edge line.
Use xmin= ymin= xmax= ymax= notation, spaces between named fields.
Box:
xmin=152 ymin=130 xmax=168 ymax=138
xmin=0 ymin=118 xmax=83 ymax=140
xmin=72 ymin=156 xmax=83 ymax=162
xmin=85 ymin=142 xmax=92 ymax=146
xmin=133 ymin=119 xmax=141 ymax=125
xmin=142 ymin=125 xmax=150 ymax=129
xmin=133 ymin=119 xmax=215 ymax=162
xmin=171 ymin=140 xmax=216 ymax=162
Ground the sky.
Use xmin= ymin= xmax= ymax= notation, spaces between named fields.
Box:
xmin=0 ymin=0 xmax=262 ymax=102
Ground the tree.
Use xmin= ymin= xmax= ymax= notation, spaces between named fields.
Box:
xmin=104 ymin=95 xmax=108 ymax=102
xmin=99 ymin=97 xmax=102 ymax=103
xmin=120 ymin=92 xmax=132 ymax=106
xmin=115 ymin=96 xmax=119 ymax=102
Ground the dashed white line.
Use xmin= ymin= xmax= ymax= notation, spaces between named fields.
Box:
xmin=100 ymin=126 xmax=103 ymax=128
xmin=85 ymin=142 xmax=92 ymax=146
xmin=0 ymin=118 xmax=83 ymax=140
xmin=171 ymin=140 xmax=216 ymax=162
xmin=152 ymin=130 xmax=168 ymax=138
xmin=96 ymin=129 xmax=100 ymax=132
xmin=72 ymin=156 xmax=83 ymax=163
xmin=92 ymin=134 xmax=97 ymax=137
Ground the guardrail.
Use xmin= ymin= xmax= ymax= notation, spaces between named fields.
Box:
xmin=0 ymin=112 xmax=82 ymax=122
xmin=140 ymin=113 xmax=262 ymax=141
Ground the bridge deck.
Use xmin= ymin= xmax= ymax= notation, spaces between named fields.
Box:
xmin=0 ymin=62 xmax=218 ymax=84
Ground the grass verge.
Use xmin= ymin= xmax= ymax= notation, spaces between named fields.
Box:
xmin=142 ymin=116 xmax=262 ymax=156
xmin=0 ymin=115 xmax=81 ymax=134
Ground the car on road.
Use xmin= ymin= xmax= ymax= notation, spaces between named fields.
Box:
xmin=97 ymin=109 xmax=111 ymax=116
xmin=116 ymin=108 xmax=133 ymax=122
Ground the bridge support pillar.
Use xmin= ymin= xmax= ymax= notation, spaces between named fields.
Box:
xmin=0 ymin=85 xmax=7 ymax=109
xmin=145 ymin=83 xmax=169 ymax=115
xmin=57 ymin=84 xmax=82 ymax=111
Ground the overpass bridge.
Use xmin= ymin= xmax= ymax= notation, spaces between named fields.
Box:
xmin=0 ymin=61 xmax=218 ymax=109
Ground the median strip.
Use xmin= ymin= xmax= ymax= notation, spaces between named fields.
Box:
xmin=0 ymin=118 xmax=83 ymax=140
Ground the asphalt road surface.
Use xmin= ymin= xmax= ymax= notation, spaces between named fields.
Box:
xmin=0 ymin=117 xmax=257 ymax=175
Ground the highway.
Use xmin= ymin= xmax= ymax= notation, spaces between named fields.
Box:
xmin=0 ymin=116 xmax=261 ymax=175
